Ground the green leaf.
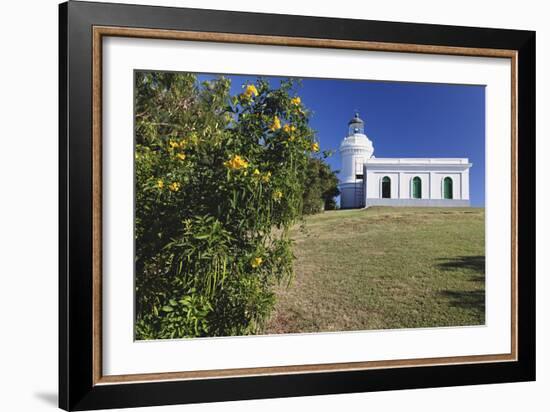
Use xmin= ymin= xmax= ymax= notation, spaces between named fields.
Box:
xmin=161 ymin=306 xmax=174 ymax=312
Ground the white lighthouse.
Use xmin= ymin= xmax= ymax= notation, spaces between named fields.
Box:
xmin=339 ymin=112 xmax=472 ymax=209
xmin=339 ymin=113 xmax=374 ymax=208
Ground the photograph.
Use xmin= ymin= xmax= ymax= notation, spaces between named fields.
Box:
xmin=134 ymin=71 xmax=485 ymax=340
xmin=52 ymin=1 xmax=536 ymax=410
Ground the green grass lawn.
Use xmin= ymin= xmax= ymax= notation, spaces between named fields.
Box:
xmin=265 ymin=207 xmax=485 ymax=334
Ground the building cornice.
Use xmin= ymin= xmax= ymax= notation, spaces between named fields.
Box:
xmin=365 ymin=157 xmax=470 ymax=165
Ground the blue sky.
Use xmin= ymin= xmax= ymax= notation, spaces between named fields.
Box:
xmin=198 ymin=73 xmax=485 ymax=206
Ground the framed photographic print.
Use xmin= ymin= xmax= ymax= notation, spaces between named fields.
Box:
xmin=59 ymin=1 xmax=536 ymax=410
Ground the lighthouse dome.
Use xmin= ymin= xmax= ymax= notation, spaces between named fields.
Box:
xmin=347 ymin=112 xmax=365 ymax=135
xmin=339 ymin=112 xmax=375 ymax=188
xmin=339 ymin=111 xmax=374 ymax=158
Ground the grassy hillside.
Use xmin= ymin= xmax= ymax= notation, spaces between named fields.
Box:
xmin=265 ymin=207 xmax=485 ymax=334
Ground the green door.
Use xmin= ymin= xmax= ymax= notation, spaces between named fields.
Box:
xmin=412 ymin=177 xmax=421 ymax=199
xmin=382 ymin=176 xmax=391 ymax=198
xmin=443 ymin=177 xmax=453 ymax=199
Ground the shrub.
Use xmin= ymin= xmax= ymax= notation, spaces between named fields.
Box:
xmin=134 ymin=72 xmax=319 ymax=339
xmin=302 ymin=157 xmax=340 ymax=215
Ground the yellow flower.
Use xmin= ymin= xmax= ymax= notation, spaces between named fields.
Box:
xmin=262 ymin=171 xmax=272 ymax=183
xmin=242 ymin=84 xmax=258 ymax=99
xmin=156 ymin=179 xmax=164 ymax=189
xmin=253 ymin=168 xmax=261 ymax=176
xmin=176 ymin=153 xmax=186 ymax=161
xmin=311 ymin=142 xmax=320 ymax=152
xmin=168 ymin=140 xmax=179 ymax=149
xmin=283 ymin=124 xmax=297 ymax=139
xmin=291 ymin=96 xmax=301 ymax=106
xmin=251 ymin=257 xmax=263 ymax=268
xmin=273 ymin=190 xmax=283 ymax=201
xmin=269 ymin=116 xmax=281 ymax=132
xmin=168 ymin=182 xmax=181 ymax=192
xmin=179 ymin=139 xmax=188 ymax=147
xmin=224 ymin=155 xmax=249 ymax=170
xmin=188 ymin=132 xmax=199 ymax=145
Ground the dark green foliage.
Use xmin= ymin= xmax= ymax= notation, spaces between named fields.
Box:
xmin=134 ymin=72 xmax=320 ymax=339
xmin=302 ymin=158 xmax=340 ymax=215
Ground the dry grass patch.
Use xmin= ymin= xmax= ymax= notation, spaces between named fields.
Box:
xmin=265 ymin=207 xmax=485 ymax=334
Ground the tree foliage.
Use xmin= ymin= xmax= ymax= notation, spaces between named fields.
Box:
xmin=302 ymin=156 xmax=340 ymax=214
xmin=134 ymin=72 xmax=326 ymax=339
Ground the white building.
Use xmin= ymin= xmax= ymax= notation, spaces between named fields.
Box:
xmin=339 ymin=113 xmax=472 ymax=209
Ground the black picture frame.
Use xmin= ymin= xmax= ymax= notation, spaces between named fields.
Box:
xmin=59 ymin=1 xmax=536 ymax=410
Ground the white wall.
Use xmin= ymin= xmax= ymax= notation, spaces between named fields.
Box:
xmin=0 ymin=1 xmax=547 ymax=412
xmin=340 ymin=184 xmax=364 ymax=209
xmin=340 ymin=142 xmax=371 ymax=183
xmin=367 ymin=170 xmax=466 ymax=200
xmin=462 ymin=168 xmax=470 ymax=199
xmin=401 ymin=173 xmax=430 ymax=199
xmin=366 ymin=172 xmax=380 ymax=198
xmin=430 ymin=173 xmax=462 ymax=200
xmin=367 ymin=172 xmax=400 ymax=198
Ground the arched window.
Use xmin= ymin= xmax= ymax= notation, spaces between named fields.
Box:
xmin=443 ymin=177 xmax=453 ymax=199
xmin=382 ymin=176 xmax=391 ymax=198
xmin=412 ymin=177 xmax=422 ymax=199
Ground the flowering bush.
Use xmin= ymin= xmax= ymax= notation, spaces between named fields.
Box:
xmin=134 ymin=72 xmax=320 ymax=339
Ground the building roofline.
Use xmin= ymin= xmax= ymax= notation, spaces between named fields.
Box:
xmin=365 ymin=157 xmax=470 ymax=165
